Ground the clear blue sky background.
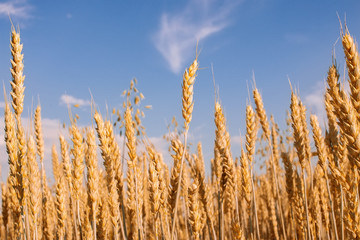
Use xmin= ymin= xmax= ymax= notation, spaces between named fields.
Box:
xmin=0 ymin=0 xmax=359 ymax=178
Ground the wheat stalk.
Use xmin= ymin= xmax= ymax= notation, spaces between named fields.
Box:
xmin=290 ymin=90 xmax=311 ymax=239
xmin=94 ymin=112 xmax=123 ymax=239
xmin=70 ymin=124 xmax=85 ymax=239
xmin=253 ymin=88 xmax=287 ymax=239
xmin=310 ymin=115 xmax=339 ymax=240
xmin=4 ymin=102 xmax=22 ymax=237
xmin=85 ymin=129 xmax=99 ymax=240
xmin=27 ymin=136 xmax=41 ymax=240
xmin=170 ymin=57 xmax=198 ymax=240
xmin=56 ymin=176 xmax=67 ymax=240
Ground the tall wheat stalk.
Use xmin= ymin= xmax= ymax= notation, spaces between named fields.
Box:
xmin=171 ymin=57 xmax=198 ymax=240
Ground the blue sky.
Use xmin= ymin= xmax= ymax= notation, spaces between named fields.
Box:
xmin=0 ymin=0 xmax=359 ymax=177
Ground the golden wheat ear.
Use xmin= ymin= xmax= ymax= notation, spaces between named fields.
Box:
xmin=253 ymin=87 xmax=270 ymax=140
xmin=342 ymin=29 xmax=360 ymax=122
xmin=85 ymin=129 xmax=99 ymax=239
xmin=27 ymin=136 xmax=41 ymax=239
xmin=10 ymin=28 xmax=25 ymax=119
xmin=55 ymin=176 xmax=66 ymax=240
xmin=182 ymin=58 xmax=198 ymax=130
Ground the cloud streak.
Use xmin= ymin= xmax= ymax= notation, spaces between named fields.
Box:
xmin=0 ymin=0 xmax=32 ymax=19
xmin=60 ymin=94 xmax=91 ymax=107
xmin=153 ymin=0 xmax=240 ymax=73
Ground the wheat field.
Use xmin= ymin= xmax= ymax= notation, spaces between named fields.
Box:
xmin=1 ymin=22 xmax=360 ymax=240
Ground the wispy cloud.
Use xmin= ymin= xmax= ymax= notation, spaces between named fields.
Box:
xmin=60 ymin=94 xmax=91 ymax=107
xmin=304 ymin=81 xmax=326 ymax=125
xmin=0 ymin=0 xmax=32 ymax=19
xmin=153 ymin=0 xmax=241 ymax=73
xmin=231 ymin=134 xmax=243 ymax=147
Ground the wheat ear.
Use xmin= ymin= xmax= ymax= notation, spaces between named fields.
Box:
xmin=281 ymin=152 xmax=295 ymax=208
xmin=85 ymin=129 xmax=99 ymax=240
xmin=240 ymin=147 xmax=251 ymax=210
xmin=34 ymin=106 xmax=44 ymax=163
xmin=342 ymin=29 xmax=360 ymax=121
xmin=52 ymin=144 xmax=61 ymax=183
xmin=15 ymin=116 xmax=27 ymax=238
xmin=147 ymin=146 xmax=161 ymax=238
xmin=2 ymin=183 xmax=9 ymax=240
xmin=171 ymin=57 xmax=198 ymax=240
xmin=125 ymin=107 xmax=142 ymax=239
xmin=27 ymin=136 xmax=41 ymax=240
xmin=214 ymin=102 xmax=226 ymax=186
xmin=253 ymin=88 xmax=270 ymax=139
xmin=327 ymin=64 xmax=360 ymax=170
xmin=231 ymin=221 xmax=245 ymax=240
xmin=10 ymin=28 xmax=25 ymax=119
xmin=182 ymin=58 xmax=198 ymax=130
xmin=55 ymin=176 xmax=66 ymax=240
xmin=193 ymin=145 xmax=217 ymax=239
xmin=245 ymin=105 xmax=257 ymax=163
xmin=94 ymin=112 xmax=122 ymax=239
xmin=324 ymin=92 xmax=339 ymax=158
xmin=290 ymin=91 xmax=311 ymax=239
xmin=188 ymin=179 xmax=201 ymax=240
xmin=4 ymin=102 xmax=21 ymax=236
xmin=42 ymin=182 xmax=54 ymax=240
xmin=168 ymin=138 xmax=184 ymax=216
xmin=59 ymin=135 xmax=78 ymax=238
xmin=59 ymin=135 xmax=73 ymax=191
xmin=213 ymin=101 xmax=229 ymax=240
xmin=9 ymin=28 xmax=28 ymax=237
xmin=310 ymin=115 xmax=339 ymax=240
xmin=97 ymin=174 xmax=109 ymax=240
xmin=344 ymin=169 xmax=360 ymax=238
xmin=70 ymin=124 xmax=85 ymax=239
xmin=253 ymin=88 xmax=286 ymax=239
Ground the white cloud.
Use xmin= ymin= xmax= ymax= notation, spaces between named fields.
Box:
xmin=231 ymin=134 xmax=243 ymax=147
xmin=60 ymin=94 xmax=91 ymax=107
xmin=0 ymin=0 xmax=32 ymax=19
xmin=153 ymin=0 xmax=241 ymax=73
xmin=304 ymin=81 xmax=326 ymax=125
